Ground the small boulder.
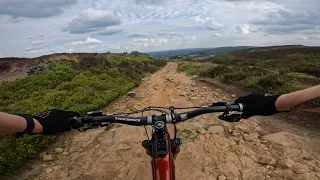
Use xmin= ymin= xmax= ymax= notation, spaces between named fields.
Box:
xmin=39 ymin=151 xmax=49 ymax=159
xmin=313 ymin=166 xmax=320 ymax=172
xmin=137 ymin=93 xmax=146 ymax=98
xmin=196 ymin=128 xmax=207 ymax=135
xmin=43 ymin=154 xmax=53 ymax=161
xmin=127 ymin=92 xmax=138 ymax=98
xmin=130 ymin=105 xmax=140 ymax=112
xmin=301 ymin=151 xmax=314 ymax=161
xmin=203 ymin=167 xmax=211 ymax=176
xmin=243 ymin=133 xmax=258 ymax=142
xmin=235 ymin=125 xmax=250 ymax=134
xmin=180 ymin=92 xmax=187 ymax=97
xmin=257 ymin=156 xmax=276 ymax=165
xmin=278 ymin=159 xmax=295 ymax=169
xmin=286 ymin=149 xmax=302 ymax=157
xmin=45 ymin=168 xmax=54 ymax=174
xmin=292 ymin=163 xmax=309 ymax=174
xmin=218 ymin=175 xmax=227 ymax=180
xmin=240 ymin=156 xmax=255 ymax=167
xmin=231 ymin=94 xmax=237 ymax=98
xmin=54 ymin=148 xmax=63 ymax=154
xmin=231 ymin=131 xmax=241 ymax=137
xmin=61 ymin=152 xmax=70 ymax=156
xmin=207 ymin=126 xmax=224 ymax=134
xmin=53 ymin=165 xmax=62 ymax=171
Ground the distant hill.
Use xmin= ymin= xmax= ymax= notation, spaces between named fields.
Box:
xmin=231 ymin=45 xmax=320 ymax=59
xmin=147 ymin=46 xmax=253 ymax=58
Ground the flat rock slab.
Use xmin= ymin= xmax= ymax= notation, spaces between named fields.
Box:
xmin=262 ymin=132 xmax=308 ymax=147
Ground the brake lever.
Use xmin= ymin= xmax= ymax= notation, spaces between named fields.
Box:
xmin=218 ymin=113 xmax=241 ymax=122
xmin=77 ymin=123 xmax=111 ymax=132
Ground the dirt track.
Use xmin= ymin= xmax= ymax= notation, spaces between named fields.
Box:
xmin=8 ymin=62 xmax=320 ymax=180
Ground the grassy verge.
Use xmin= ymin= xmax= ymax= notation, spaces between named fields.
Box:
xmin=0 ymin=53 xmax=166 ymax=174
xmin=177 ymin=61 xmax=217 ymax=76
xmin=178 ymin=51 xmax=320 ymax=94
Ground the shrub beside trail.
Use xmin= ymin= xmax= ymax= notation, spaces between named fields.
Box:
xmin=178 ymin=48 xmax=320 ymax=94
xmin=0 ymin=53 xmax=167 ymax=175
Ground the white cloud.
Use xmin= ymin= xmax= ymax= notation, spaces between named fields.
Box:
xmin=71 ymin=37 xmax=104 ymax=46
xmin=132 ymin=38 xmax=168 ymax=45
xmin=237 ymin=24 xmax=250 ymax=34
xmin=185 ymin=36 xmax=196 ymax=40
xmin=31 ymin=40 xmax=44 ymax=45
xmin=133 ymin=38 xmax=149 ymax=42
xmin=195 ymin=16 xmax=223 ymax=30
xmin=62 ymin=8 xmax=121 ymax=34
xmin=299 ymin=36 xmax=308 ymax=40
xmin=213 ymin=33 xmax=223 ymax=37
xmin=24 ymin=47 xmax=40 ymax=52
xmin=309 ymin=34 xmax=320 ymax=40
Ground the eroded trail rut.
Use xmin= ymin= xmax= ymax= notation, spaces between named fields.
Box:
xmin=16 ymin=63 xmax=320 ymax=180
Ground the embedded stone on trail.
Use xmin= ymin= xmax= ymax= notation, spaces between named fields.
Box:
xmin=257 ymin=156 xmax=276 ymax=165
xmin=43 ymin=154 xmax=53 ymax=161
xmin=208 ymin=126 xmax=224 ymax=134
xmin=213 ymin=92 xmax=220 ymax=97
xmin=243 ymin=133 xmax=258 ymax=142
xmin=235 ymin=125 xmax=250 ymax=134
xmin=285 ymin=148 xmax=302 ymax=157
xmin=136 ymin=93 xmax=146 ymax=98
xmin=218 ymin=175 xmax=227 ymax=180
xmin=196 ymin=128 xmax=207 ymax=135
xmin=127 ymin=92 xmax=138 ymax=98
xmin=177 ymin=122 xmax=202 ymax=130
xmin=231 ymin=94 xmax=237 ymax=98
xmin=54 ymin=148 xmax=63 ymax=154
xmin=313 ymin=166 xmax=320 ymax=172
xmin=45 ymin=168 xmax=54 ymax=174
xmin=240 ymin=156 xmax=255 ymax=167
xmin=301 ymin=151 xmax=314 ymax=161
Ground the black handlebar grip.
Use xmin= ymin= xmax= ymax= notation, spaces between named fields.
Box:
xmin=238 ymin=103 xmax=247 ymax=112
xmin=70 ymin=117 xmax=83 ymax=129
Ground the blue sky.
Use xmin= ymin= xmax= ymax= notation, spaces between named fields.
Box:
xmin=0 ymin=0 xmax=319 ymax=57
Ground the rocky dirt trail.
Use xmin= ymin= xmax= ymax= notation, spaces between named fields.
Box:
xmin=0 ymin=60 xmax=36 ymax=82
xmin=9 ymin=62 xmax=320 ymax=180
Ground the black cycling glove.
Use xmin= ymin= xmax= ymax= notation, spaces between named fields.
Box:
xmin=33 ymin=109 xmax=79 ymax=134
xmin=234 ymin=93 xmax=281 ymax=119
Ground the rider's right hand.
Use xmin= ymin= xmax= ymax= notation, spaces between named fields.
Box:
xmin=234 ymin=93 xmax=281 ymax=119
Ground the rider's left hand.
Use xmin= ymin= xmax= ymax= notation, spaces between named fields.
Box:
xmin=34 ymin=109 xmax=79 ymax=134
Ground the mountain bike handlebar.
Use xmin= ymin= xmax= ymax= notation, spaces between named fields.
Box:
xmin=70 ymin=102 xmax=246 ymax=130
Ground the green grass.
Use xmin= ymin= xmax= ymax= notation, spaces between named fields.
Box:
xmin=0 ymin=53 xmax=167 ymax=174
xmin=177 ymin=61 xmax=217 ymax=76
xmin=178 ymin=129 xmax=198 ymax=142
xmin=178 ymin=52 xmax=320 ymax=94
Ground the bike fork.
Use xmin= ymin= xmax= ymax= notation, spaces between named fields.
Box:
xmin=142 ymin=138 xmax=182 ymax=158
